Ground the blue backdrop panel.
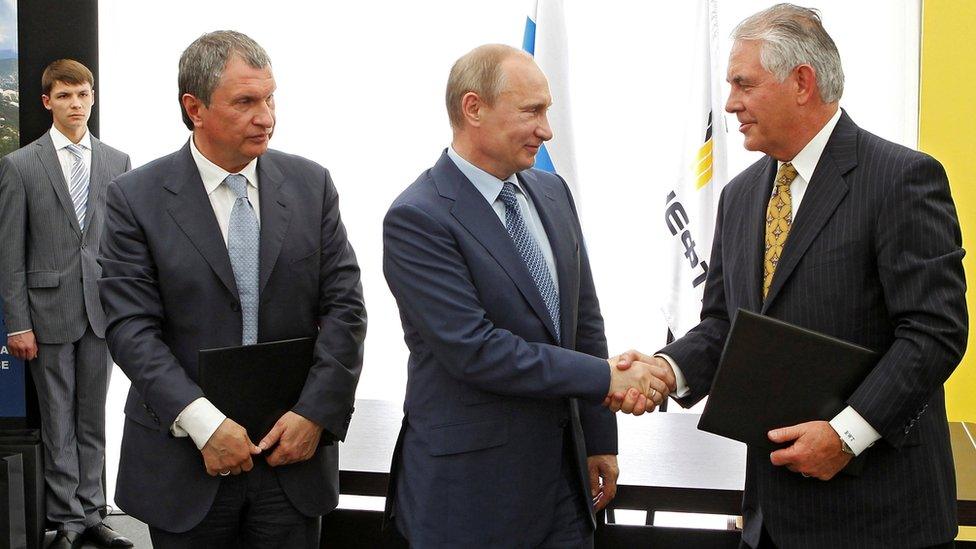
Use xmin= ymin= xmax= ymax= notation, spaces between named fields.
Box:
xmin=0 ymin=304 xmax=27 ymax=418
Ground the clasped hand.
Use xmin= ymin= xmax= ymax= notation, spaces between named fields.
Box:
xmin=201 ymin=411 xmax=324 ymax=476
xmin=603 ymin=350 xmax=677 ymax=415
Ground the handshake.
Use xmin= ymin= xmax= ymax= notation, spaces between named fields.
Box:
xmin=603 ymin=350 xmax=677 ymax=415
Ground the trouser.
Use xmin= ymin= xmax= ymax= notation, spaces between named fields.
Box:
xmin=148 ymin=458 xmax=320 ymax=549
xmin=31 ymin=325 xmax=110 ymax=533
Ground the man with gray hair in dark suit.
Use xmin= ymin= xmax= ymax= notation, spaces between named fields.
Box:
xmin=613 ymin=4 xmax=967 ymax=548
xmin=0 ymin=59 xmax=132 ymax=549
xmin=99 ymin=31 xmax=365 ymax=548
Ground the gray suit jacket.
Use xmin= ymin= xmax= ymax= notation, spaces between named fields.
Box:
xmin=663 ymin=111 xmax=968 ymax=547
xmin=0 ymin=131 xmax=130 ymax=344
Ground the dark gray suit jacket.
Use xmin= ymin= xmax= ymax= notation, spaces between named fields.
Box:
xmin=664 ymin=111 xmax=967 ymax=547
xmin=0 ymin=131 xmax=130 ymax=343
xmin=382 ymin=152 xmax=617 ymax=546
xmin=98 ymin=141 xmax=366 ymax=532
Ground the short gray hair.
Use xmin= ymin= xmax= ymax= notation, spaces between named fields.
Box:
xmin=446 ymin=44 xmax=526 ymax=130
xmin=178 ymin=30 xmax=271 ymax=130
xmin=733 ymin=3 xmax=844 ymax=103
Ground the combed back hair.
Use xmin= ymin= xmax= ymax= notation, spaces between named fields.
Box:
xmin=446 ymin=44 xmax=527 ymax=130
xmin=733 ymin=3 xmax=844 ymax=103
xmin=41 ymin=59 xmax=94 ymax=96
xmin=178 ymin=30 xmax=271 ymax=130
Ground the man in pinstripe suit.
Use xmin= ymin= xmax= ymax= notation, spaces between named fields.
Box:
xmin=614 ymin=4 xmax=967 ymax=548
xmin=0 ymin=60 xmax=131 ymax=549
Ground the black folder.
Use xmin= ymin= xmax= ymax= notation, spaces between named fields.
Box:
xmin=198 ymin=337 xmax=315 ymax=441
xmin=698 ymin=309 xmax=877 ymax=450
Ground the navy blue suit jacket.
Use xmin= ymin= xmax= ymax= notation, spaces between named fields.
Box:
xmin=382 ymin=152 xmax=617 ymax=546
xmin=98 ymin=142 xmax=366 ymax=532
xmin=664 ymin=112 xmax=968 ymax=547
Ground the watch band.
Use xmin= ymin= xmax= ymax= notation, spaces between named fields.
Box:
xmin=840 ymin=438 xmax=856 ymax=456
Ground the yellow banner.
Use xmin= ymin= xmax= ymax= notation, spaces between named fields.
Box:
xmin=920 ymin=0 xmax=976 ymax=421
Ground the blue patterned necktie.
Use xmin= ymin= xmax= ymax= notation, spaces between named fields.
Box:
xmin=65 ymin=143 xmax=89 ymax=231
xmin=225 ymin=174 xmax=260 ymax=345
xmin=499 ymin=181 xmax=560 ymax=342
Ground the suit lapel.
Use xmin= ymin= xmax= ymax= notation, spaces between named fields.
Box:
xmin=34 ymin=133 xmax=82 ymax=237
xmin=434 ymin=153 xmax=560 ymax=342
xmin=519 ymin=170 xmax=578 ymax=347
xmin=84 ymin=137 xmax=107 ymax=237
xmin=164 ymin=142 xmax=239 ymax=298
xmin=742 ymin=158 xmax=776 ymax=311
xmin=256 ymin=155 xmax=291 ymax=295
xmin=762 ymin=112 xmax=858 ymax=311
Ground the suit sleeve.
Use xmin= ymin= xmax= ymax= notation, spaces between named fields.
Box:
xmin=98 ymin=181 xmax=205 ymax=431
xmin=559 ymin=177 xmax=617 ymax=456
xmin=0 ymin=156 xmax=32 ymax=333
xmin=383 ymin=201 xmax=611 ymax=403
xmin=847 ymin=154 xmax=967 ymax=447
xmin=660 ymin=188 xmax=733 ymax=407
xmin=291 ymin=169 xmax=366 ymax=441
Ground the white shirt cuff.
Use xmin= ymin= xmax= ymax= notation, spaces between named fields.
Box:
xmin=7 ymin=329 xmax=31 ymax=337
xmin=655 ymin=354 xmax=690 ymax=398
xmin=829 ymin=406 xmax=881 ymax=456
xmin=171 ymin=397 xmax=226 ymax=450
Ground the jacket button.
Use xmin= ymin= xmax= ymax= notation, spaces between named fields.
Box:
xmin=558 ymin=418 xmax=569 ymax=429
xmin=231 ymin=302 xmax=240 ymax=311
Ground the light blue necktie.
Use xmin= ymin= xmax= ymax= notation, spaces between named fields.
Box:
xmin=499 ymin=181 xmax=561 ymax=342
xmin=225 ymin=174 xmax=260 ymax=345
xmin=65 ymin=143 xmax=89 ymax=231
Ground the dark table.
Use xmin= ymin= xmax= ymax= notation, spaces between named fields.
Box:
xmin=330 ymin=399 xmax=976 ymax=547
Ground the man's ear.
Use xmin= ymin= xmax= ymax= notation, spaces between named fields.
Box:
xmin=793 ymin=64 xmax=819 ymax=106
xmin=181 ymin=93 xmax=205 ymax=128
xmin=460 ymin=91 xmax=484 ymax=127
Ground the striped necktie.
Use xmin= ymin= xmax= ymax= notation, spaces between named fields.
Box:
xmin=499 ymin=181 xmax=561 ymax=342
xmin=65 ymin=143 xmax=89 ymax=231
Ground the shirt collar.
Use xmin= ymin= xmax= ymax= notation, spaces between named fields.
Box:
xmin=779 ymin=107 xmax=842 ymax=182
xmin=50 ymin=126 xmax=91 ymax=151
xmin=447 ymin=146 xmax=523 ymax=205
xmin=189 ymin=135 xmax=260 ymax=196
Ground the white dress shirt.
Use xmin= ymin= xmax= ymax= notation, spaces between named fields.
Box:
xmin=663 ymin=108 xmax=881 ymax=456
xmin=170 ymin=137 xmax=261 ymax=449
xmin=7 ymin=127 xmax=93 ymax=338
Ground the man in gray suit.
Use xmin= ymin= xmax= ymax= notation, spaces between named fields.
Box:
xmin=0 ymin=60 xmax=132 ymax=549
xmin=614 ymin=4 xmax=967 ymax=548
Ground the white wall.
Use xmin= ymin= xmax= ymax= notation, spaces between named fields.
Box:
xmin=97 ymin=0 xmax=919 ymax=505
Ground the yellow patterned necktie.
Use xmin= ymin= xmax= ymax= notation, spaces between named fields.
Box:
xmin=763 ymin=162 xmax=799 ymax=299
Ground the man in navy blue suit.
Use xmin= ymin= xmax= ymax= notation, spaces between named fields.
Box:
xmin=382 ymin=44 xmax=669 ymax=547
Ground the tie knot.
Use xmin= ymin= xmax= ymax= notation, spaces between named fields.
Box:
xmin=498 ymin=181 xmax=519 ymax=209
xmin=65 ymin=143 xmax=85 ymax=160
xmin=776 ymin=162 xmax=798 ymax=188
xmin=224 ymin=174 xmax=249 ymax=199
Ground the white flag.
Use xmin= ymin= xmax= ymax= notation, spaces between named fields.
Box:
xmin=661 ymin=0 xmax=728 ymax=339
xmin=523 ymin=0 xmax=580 ymax=201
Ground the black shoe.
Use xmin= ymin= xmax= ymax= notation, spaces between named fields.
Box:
xmin=83 ymin=523 xmax=134 ymax=548
xmin=47 ymin=530 xmax=82 ymax=549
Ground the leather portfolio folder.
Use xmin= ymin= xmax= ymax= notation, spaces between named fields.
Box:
xmin=198 ymin=337 xmax=315 ymax=441
xmin=698 ymin=309 xmax=877 ymax=450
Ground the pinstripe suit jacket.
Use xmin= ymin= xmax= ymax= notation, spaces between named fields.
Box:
xmin=0 ymin=131 xmax=130 ymax=344
xmin=663 ymin=111 xmax=968 ymax=548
